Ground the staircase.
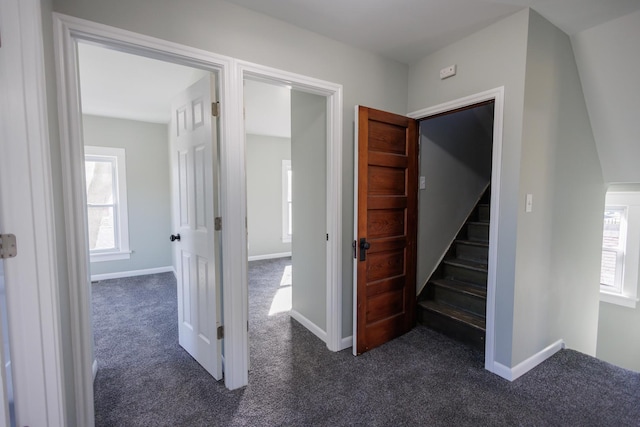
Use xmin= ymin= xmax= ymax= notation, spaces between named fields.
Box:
xmin=417 ymin=189 xmax=490 ymax=351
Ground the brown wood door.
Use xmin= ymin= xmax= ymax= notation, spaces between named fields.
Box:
xmin=355 ymin=106 xmax=418 ymax=355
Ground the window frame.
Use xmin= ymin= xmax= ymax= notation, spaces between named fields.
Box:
xmin=84 ymin=146 xmax=131 ymax=262
xmin=282 ymin=159 xmax=292 ymax=243
xmin=600 ymin=191 xmax=640 ymax=308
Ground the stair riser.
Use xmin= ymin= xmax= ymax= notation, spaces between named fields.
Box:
xmin=428 ymin=286 xmax=486 ymax=317
xmin=443 ymin=264 xmax=487 ymax=285
xmin=478 ymin=205 xmax=490 ymax=222
xmin=467 ymin=223 xmax=489 ymax=242
xmin=456 ymin=244 xmax=488 ymax=263
xmin=417 ymin=308 xmax=485 ymax=351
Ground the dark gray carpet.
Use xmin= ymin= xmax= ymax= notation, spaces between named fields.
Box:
xmin=93 ymin=258 xmax=640 ymax=426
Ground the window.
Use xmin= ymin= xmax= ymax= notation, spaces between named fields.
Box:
xmin=282 ymin=159 xmax=292 ymax=242
xmin=85 ymin=146 xmax=131 ymax=262
xmin=599 ymin=191 xmax=640 ymax=308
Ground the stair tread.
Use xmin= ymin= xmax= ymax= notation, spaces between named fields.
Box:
xmin=443 ymin=258 xmax=488 ymax=272
xmin=455 ymin=239 xmax=489 ymax=248
xmin=418 ymin=300 xmax=486 ymax=331
xmin=430 ymin=278 xmax=487 ymax=298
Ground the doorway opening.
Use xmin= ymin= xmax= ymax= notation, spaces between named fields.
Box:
xmin=244 ymin=78 xmax=329 ymax=354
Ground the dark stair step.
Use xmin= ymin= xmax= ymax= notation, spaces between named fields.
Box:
xmin=442 ymin=258 xmax=487 ymax=285
xmin=477 ymin=204 xmax=490 ymax=222
xmin=417 ymin=300 xmax=485 ymax=350
xmin=467 ymin=221 xmax=489 ymax=242
xmin=428 ymin=278 xmax=486 ymax=317
xmin=455 ymin=239 xmax=489 ymax=263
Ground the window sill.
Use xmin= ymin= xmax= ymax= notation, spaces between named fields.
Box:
xmin=600 ymin=290 xmax=638 ymax=308
xmin=90 ymin=250 xmax=132 ymax=263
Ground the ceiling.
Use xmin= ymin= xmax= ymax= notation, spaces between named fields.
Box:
xmin=78 ymin=1 xmax=640 ymax=126
xmin=224 ymin=0 xmax=640 ymax=64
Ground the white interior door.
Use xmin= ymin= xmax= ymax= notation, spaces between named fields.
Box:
xmin=0 ymin=256 xmax=12 ymax=427
xmin=170 ymin=74 xmax=222 ymax=380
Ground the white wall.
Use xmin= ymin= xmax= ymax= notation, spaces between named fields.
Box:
xmin=52 ymin=0 xmax=409 ymax=340
xmin=513 ymin=10 xmax=603 ymax=364
xmin=291 ymin=90 xmax=327 ymax=331
xmin=416 ymin=104 xmax=493 ymax=292
xmin=82 ymin=115 xmax=172 ymax=276
xmin=409 ymin=9 xmax=529 ymax=367
xmin=246 ymin=134 xmax=291 ymax=258
xmin=571 ymin=10 xmax=640 ymax=185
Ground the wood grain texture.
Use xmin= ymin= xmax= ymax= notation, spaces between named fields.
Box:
xmin=356 ymin=106 xmax=418 ymax=354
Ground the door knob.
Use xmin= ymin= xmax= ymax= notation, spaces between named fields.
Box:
xmin=170 ymin=234 xmax=181 ymax=242
xmin=359 ymin=238 xmax=370 ymax=261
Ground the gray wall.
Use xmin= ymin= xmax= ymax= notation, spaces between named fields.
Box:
xmin=82 ymin=115 xmax=172 ymax=276
xmin=246 ymin=134 xmax=291 ymax=258
xmin=512 ymin=10 xmax=603 ymax=364
xmin=409 ymin=9 xmax=529 ymax=366
xmin=572 ymin=10 xmax=640 ymax=372
xmin=417 ymin=104 xmax=493 ymax=292
xmin=52 ymin=0 xmax=409 ymax=340
xmin=291 ymin=90 xmax=327 ymax=331
xmin=571 ymin=10 xmax=640 ymax=185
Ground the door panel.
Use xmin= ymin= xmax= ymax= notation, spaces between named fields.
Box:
xmin=171 ymin=74 xmax=222 ymax=379
xmin=355 ymin=106 xmax=418 ymax=355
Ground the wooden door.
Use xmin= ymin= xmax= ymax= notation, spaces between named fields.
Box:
xmin=170 ymin=74 xmax=222 ymax=379
xmin=354 ymin=106 xmax=418 ymax=355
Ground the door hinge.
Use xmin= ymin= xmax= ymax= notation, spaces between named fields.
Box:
xmin=326 ymin=233 xmax=329 ymax=241
xmin=212 ymin=101 xmax=220 ymax=117
xmin=217 ymin=325 xmax=224 ymax=339
xmin=352 ymin=240 xmax=357 ymax=259
xmin=215 ymin=217 xmax=222 ymax=231
xmin=0 ymin=234 xmax=17 ymax=259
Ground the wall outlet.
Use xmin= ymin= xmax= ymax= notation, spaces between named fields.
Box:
xmin=440 ymin=64 xmax=457 ymax=80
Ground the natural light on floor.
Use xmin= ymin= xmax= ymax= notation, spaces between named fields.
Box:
xmin=269 ymin=265 xmax=292 ymax=316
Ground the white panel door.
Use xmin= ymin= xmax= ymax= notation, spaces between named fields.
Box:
xmin=170 ymin=74 xmax=222 ymax=380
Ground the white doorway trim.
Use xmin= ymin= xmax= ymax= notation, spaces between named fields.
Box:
xmin=0 ymin=0 xmax=66 ymax=425
xmin=237 ymin=61 xmax=344 ymax=354
xmin=408 ymin=86 xmax=504 ymax=377
xmin=53 ymin=13 xmax=239 ymax=425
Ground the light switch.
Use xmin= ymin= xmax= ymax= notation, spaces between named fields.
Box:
xmin=419 ymin=176 xmax=426 ymax=190
xmin=525 ymin=193 xmax=533 ymax=213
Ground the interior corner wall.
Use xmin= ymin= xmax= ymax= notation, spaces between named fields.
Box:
xmin=40 ymin=0 xmax=78 ymax=420
xmin=416 ymin=105 xmax=493 ymax=293
xmin=290 ymin=90 xmax=327 ymax=332
xmin=512 ymin=10 xmax=604 ymax=365
xmin=408 ymin=9 xmax=530 ymax=367
xmin=52 ymin=0 xmax=409 ymax=340
xmin=82 ymin=115 xmax=172 ymax=276
xmin=571 ymin=9 xmax=640 ymax=185
xmin=246 ymin=134 xmax=291 ymax=258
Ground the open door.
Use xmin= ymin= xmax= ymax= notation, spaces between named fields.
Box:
xmin=170 ymin=74 xmax=223 ymax=379
xmin=354 ymin=106 xmax=419 ymax=355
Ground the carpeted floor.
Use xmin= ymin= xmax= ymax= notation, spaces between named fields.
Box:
xmin=92 ymin=257 xmax=640 ymax=426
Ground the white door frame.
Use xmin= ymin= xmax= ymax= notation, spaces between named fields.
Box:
xmin=0 ymin=0 xmax=66 ymax=425
xmin=53 ymin=13 xmax=343 ymax=424
xmin=407 ymin=87 xmax=504 ymax=376
xmin=237 ymin=62 xmax=344 ymax=353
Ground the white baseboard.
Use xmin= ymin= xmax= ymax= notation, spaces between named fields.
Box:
xmin=90 ymin=266 xmax=174 ymax=281
xmin=92 ymin=359 xmax=98 ymax=382
xmin=340 ymin=335 xmax=353 ymax=351
xmin=492 ymin=339 xmax=565 ymax=381
xmin=248 ymin=252 xmax=292 ymax=262
xmin=290 ymin=309 xmax=327 ymax=343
